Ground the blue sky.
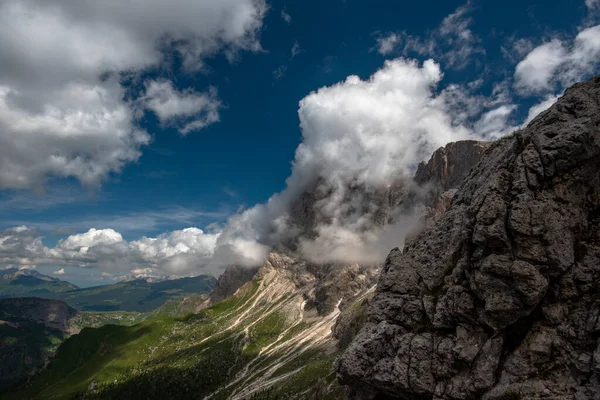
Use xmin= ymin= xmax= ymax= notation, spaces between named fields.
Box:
xmin=0 ymin=0 xmax=598 ymax=286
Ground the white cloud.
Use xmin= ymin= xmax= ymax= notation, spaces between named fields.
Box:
xmin=294 ymin=59 xmax=471 ymax=186
xmin=291 ymin=41 xmax=303 ymax=58
xmin=376 ymin=3 xmax=484 ymax=69
xmin=53 ymin=268 xmax=65 ymax=275
xmin=0 ymin=51 xmax=577 ymax=275
xmin=514 ymin=40 xmax=567 ymax=93
xmin=56 ymin=227 xmax=220 ymax=275
xmin=0 ymin=226 xmax=222 ymax=276
xmin=375 ymin=33 xmax=401 ymax=55
xmin=0 ymin=226 xmax=48 ymax=267
xmin=0 ymin=79 xmax=150 ymax=189
xmin=514 ymin=25 xmax=600 ymax=93
xmin=473 ymin=105 xmax=518 ymax=139
xmin=211 ymin=58 xmax=485 ymax=266
xmin=0 ymin=0 xmax=266 ymax=189
xmin=57 ymin=228 xmax=123 ymax=252
xmin=141 ymin=80 xmax=221 ymax=135
xmin=587 ymin=0 xmax=600 ymax=10
xmin=281 ymin=9 xmax=291 ymax=24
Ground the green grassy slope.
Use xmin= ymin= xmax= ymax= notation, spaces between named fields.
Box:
xmin=0 ymin=320 xmax=67 ymax=392
xmin=0 ymin=294 xmax=213 ymax=396
xmin=6 ymin=266 xmax=360 ymax=400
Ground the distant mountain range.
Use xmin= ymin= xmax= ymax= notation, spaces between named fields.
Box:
xmin=0 ymin=269 xmax=216 ymax=313
xmin=0 ymin=268 xmax=79 ymax=298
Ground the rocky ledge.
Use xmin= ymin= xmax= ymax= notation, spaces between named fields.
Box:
xmin=336 ymin=76 xmax=600 ymax=399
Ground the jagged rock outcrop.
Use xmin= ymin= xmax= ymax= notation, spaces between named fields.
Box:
xmin=414 ymin=140 xmax=490 ymax=192
xmin=336 ymin=76 xmax=600 ymax=399
xmin=414 ymin=140 xmax=490 ymax=226
xmin=253 ymin=251 xmax=380 ymax=317
xmin=208 ymin=265 xmax=260 ymax=304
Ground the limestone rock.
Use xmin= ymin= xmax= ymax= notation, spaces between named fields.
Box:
xmin=208 ymin=265 xmax=259 ymax=304
xmin=337 ymin=76 xmax=600 ymax=399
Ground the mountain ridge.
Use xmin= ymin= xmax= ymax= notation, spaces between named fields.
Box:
xmin=0 ymin=270 xmax=216 ymax=313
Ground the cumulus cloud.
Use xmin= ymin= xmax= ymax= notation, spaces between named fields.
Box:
xmin=0 ymin=226 xmax=221 ymax=276
xmin=375 ymin=3 xmax=484 ymax=69
xmin=514 ymin=25 xmax=600 ymax=93
xmin=210 ymin=58 xmax=487 ymax=266
xmin=0 ymin=226 xmax=49 ymax=267
xmin=0 ymin=49 xmax=581 ymax=275
xmin=53 ymin=268 xmax=65 ymax=275
xmin=587 ymin=0 xmax=600 ymax=10
xmin=57 ymin=228 xmax=123 ymax=252
xmin=514 ymin=40 xmax=567 ymax=93
xmin=141 ymin=80 xmax=222 ymax=135
xmin=0 ymin=0 xmax=266 ymax=189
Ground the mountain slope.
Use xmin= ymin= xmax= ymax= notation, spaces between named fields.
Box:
xmin=336 ymin=76 xmax=600 ymax=399
xmin=5 ymin=138 xmax=488 ymax=399
xmin=0 ymin=269 xmax=78 ymax=298
xmin=8 ymin=253 xmax=377 ymax=399
xmin=0 ymin=298 xmax=78 ymax=392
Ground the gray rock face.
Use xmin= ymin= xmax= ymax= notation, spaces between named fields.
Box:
xmin=208 ymin=265 xmax=260 ymax=304
xmin=259 ymin=251 xmax=381 ymax=317
xmin=414 ymin=140 xmax=490 ymax=192
xmin=336 ymin=76 xmax=600 ymax=399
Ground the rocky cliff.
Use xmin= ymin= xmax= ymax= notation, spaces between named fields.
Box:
xmin=336 ymin=76 xmax=600 ymax=399
xmin=208 ymin=265 xmax=260 ymax=304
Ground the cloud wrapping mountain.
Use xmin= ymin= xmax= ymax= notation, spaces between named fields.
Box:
xmin=0 ymin=50 xmax=583 ymax=276
xmin=209 ymin=58 xmax=487 ymax=268
xmin=1 ymin=3 xmax=599 ymax=278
